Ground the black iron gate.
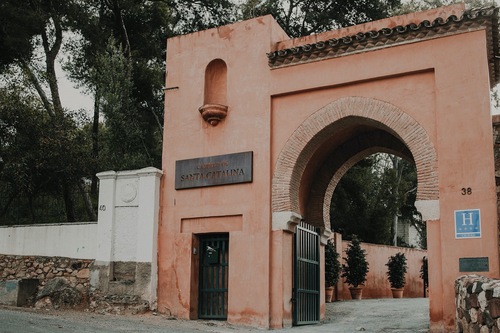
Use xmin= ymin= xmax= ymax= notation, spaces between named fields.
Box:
xmin=293 ymin=221 xmax=320 ymax=326
xmin=198 ymin=234 xmax=229 ymax=319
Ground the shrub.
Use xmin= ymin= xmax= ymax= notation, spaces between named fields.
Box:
xmin=341 ymin=235 xmax=369 ymax=288
xmin=325 ymin=239 xmax=341 ymax=287
xmin=386 ymin=252 xmax=408 ymax=289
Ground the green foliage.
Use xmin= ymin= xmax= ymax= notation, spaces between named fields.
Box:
xmin=239 ymin=0 xmax=402 ymax=37
xmin=341 ymin=235 xmax=369 ymax=288
xmin=393 ymin=0 xmax=496 ymax=15
xmin=0 ymin=0 xmax=239 ymax=224
xmin=93 ymin=37 xmax=153 ymax=170
xmin=0 ymin=88 xmax=95 ymax=223
xmin=0 ymin=1 xmax=45 ymax=69
xmin=386 ymin=252 xmax=408 ymax=289
xmin=325 ymin=239 xmax=341 ymax=287
xmin=331 ymin=153 xmax=425 ymax=247
xmin=420 ymin=257 xmax=429 ymax=287
xmin=167 ymin=0 xmax=236 ymax=34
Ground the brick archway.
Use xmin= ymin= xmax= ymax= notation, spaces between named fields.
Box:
xmin=310 ymin=131 xmax=414 ymax=228
xmin=272 ymin=96 xmax=439 ymax=227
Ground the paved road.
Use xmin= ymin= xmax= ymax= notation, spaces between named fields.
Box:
xmin=0 ymin=298 xmax=429 ymax=333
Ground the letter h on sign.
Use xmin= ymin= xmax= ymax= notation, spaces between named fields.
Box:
xmin=455 ymin=209 xmax=481 ymax=239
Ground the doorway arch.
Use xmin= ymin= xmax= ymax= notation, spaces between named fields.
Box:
xmin=272 ymin=96 xmax=439 ymax=227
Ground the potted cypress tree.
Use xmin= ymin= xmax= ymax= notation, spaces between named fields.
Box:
xmin=341 ymin=235 xmax=369 ymax=300
xmin=325 ymin=238 xmax=341 ymax=302
xmin=386 ymin=252 xmax=408 ymax=298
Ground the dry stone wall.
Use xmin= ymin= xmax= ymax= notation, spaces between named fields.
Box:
xmin=0 ymin=254 xmax=93 ymax=294
xmin=455 ymin=275 xmax=500 ymax=333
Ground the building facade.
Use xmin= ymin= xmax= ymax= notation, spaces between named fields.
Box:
xmin=158 ymin=5 xmax=500 ymax=332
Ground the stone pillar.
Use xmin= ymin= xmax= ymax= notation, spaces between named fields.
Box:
xmin=91 ymin=171 xmax=117 ymax=290
xmin=91 ymin=167 xmax=162 ymax=309
xmin=136 ymin=167 xmax=162 ymax=307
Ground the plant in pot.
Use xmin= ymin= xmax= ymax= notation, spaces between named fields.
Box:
xmin=325 ymin=238 xmax=341 ymax=303
xmin=341 ymin=235 xmax=369 ymax=300
xmin=386 ymin=252 xmax=408 ymax=298
xmin=420 ymin=256 xmax=428 ymax=297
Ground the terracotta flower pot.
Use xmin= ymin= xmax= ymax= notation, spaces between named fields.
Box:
xmin=325 ymin=287 xmax=334 ymax=303
xmin=349 ymin=286 xmax=363 ymax=300
xmin=391 ymin=288 xmax=404 ymax=298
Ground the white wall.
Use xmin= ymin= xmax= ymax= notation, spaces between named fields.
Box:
xmin=95 ymin=167 xmax=162 ymax=264
xmin=0 ymin=222 xmax=97 ymax=259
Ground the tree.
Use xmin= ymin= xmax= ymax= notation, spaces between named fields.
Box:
xmin=0 ymin=0 xmax=239 ymax=224
xmin=386 ymin=252 xmax=408 ymax=289
xmin=325 ymin=239 xmax=341 ymax=288
xmin=0 ymin=0 xmax=98 ymax=222
xmin=0 ymin=88 xmax=94 ymax=223
xmin=393 ymin=0 xmax=496 ymax=15
xmin=341 ymin=235 xmax=369 ymax=288
xmin=167 ymin=0 xmax=236 ymax=34
xmin=65 ymin=0 xmax=237 ymax=175
xmin=330 ymin=154 xmax=424 ymax=247
xmin=0 ymin=1 xmax=44 ymax=70
xmin=238 ymin=0 xmax=402 ymax=37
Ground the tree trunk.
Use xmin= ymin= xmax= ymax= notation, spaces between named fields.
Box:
xmin=62 ymin=180 xmax=76 ymax=222
xmin=91 ymin=93 xmax=100 ymax=196
xmin=78 ymin=180 xmax=97 ymax=222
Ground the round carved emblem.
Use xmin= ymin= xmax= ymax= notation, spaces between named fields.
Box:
xmin=120 ymin=183 xmax=137 ymax=203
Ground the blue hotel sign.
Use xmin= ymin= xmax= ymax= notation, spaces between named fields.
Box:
xmin=455 ymin=209 xmax=481 ymax=239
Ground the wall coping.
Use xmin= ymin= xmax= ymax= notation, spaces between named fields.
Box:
xmin=0 ymin=222 xmax=97 ymax=229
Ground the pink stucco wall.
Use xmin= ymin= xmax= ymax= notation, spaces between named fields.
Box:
xmin=335 ymin=240 xmax=427 ymax=300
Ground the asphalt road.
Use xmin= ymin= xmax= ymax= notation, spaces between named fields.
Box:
xmin=0 ymin=298 xmax=429 ymax=333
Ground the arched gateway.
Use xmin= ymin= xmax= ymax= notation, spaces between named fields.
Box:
xmin=159 ymin=4 xmax=500 ymax=332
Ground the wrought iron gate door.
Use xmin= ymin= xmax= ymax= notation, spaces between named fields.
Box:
xmin=293 ymin=221 xmax=320 ymax=325
xmin=198 ymin=234 xmax=229 ymax=319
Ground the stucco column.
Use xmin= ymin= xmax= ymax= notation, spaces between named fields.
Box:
xmin=426 ymin=219 xmax=444 ymax=333
xmin=415 ymin=200 xmax=443 ymax=332
xmin=270 ymin=212 xmax=301 ymax=328
xmin=91 ymin=170 xmax=117 ymax=288
xmin=136 ymin=167 xmax=163 ymax=307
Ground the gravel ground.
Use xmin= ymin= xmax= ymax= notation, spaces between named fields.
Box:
xmin=0 ymin=298 xmax=429 ymax=333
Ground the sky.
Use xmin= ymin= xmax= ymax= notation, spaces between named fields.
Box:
xmin=57 ymin=1 xmax=500 ymax=114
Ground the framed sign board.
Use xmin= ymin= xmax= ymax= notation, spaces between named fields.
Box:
xmin=175 ymin=151 xmax=253 ymax=190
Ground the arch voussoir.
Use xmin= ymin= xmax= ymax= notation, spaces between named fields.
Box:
xmin=272 ymin=96 xmax=439 ymax=222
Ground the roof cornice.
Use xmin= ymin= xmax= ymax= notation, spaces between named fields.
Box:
xmin=267 ymin=7 xmax=500 ymax=87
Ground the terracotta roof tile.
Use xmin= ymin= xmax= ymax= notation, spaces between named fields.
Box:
xmin=267 ymin=7 xmax=500 ymax=87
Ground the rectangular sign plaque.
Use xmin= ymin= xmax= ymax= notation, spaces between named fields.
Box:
xmin=455 ymin=209 xmax=481 ymax=239
xmin=175 ymin=151 xmax=253 ymax=190
xmin=459 ymin=257 xmax=489 ymax=272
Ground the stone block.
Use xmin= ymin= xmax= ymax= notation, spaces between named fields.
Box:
xmin=471 ymin=308 xmax=478 ymax=323
xmin=480 ymin=325 xmax=490 ymax=333
xmin=468 ymin=294 xmax=480 ymax=309
xmin=483 ymin=310 xmax=495 ymax=328
xmin=76 ymin=268 xmax=90 ymax=279
xmin=0 ymin=279 xmax=39 ymax=306
xmin=470 ymin=323 xmax=480 ymax=333
xmin=479 ymin=292 xmax=488 ymax=310
xmin=490 ymin=299 xmax=500 ymax=319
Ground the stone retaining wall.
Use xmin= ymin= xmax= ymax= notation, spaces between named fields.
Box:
xmin=455 ymin=275 xmax=500 ymax=333
xmin=0 ymin=254 xmax=93 ymax=294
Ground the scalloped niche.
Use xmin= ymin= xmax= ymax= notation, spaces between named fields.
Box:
xmin=199 ymin=59 xmax=228 ymax=126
